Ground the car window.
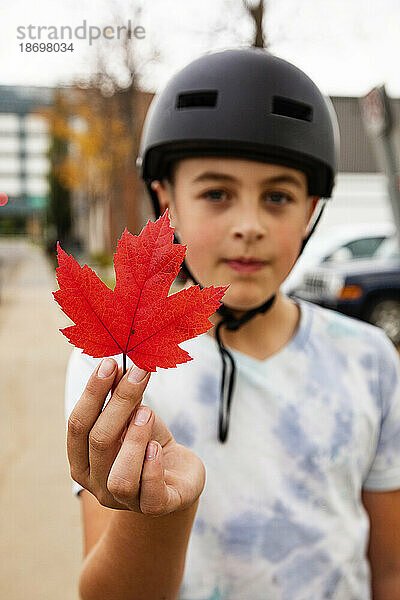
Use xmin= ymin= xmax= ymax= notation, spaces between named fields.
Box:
xmin=375 ymin=236 xmax=400 ymax=258
xmin=323 ymin=236 xmax=385 ymax=262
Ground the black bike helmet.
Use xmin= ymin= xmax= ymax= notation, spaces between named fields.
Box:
xmin=137 ymin=47 xmax=340 ymax=443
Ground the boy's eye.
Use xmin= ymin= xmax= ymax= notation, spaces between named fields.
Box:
xmin=264 ymin=191 xmax=292 ymax=206
xmin=202 ymin=189 xmax=228 ymax=202
xmin=200 ymin=189 xmax=293 ymax=205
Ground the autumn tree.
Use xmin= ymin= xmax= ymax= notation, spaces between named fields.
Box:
xmin=46 ymin=3 xmax=157 ymax=255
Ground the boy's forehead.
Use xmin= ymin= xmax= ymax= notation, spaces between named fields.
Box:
xmin=175 ymin=156 xmax=307 ymax=188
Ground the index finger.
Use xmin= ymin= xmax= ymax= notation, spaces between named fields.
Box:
xmin=67 ymin=358 xmax=118 ymax=485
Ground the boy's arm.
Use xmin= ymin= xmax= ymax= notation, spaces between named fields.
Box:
xmin=362 ymin=489 xmax=400 ymax=600
xmin=79 ymin=491 xmax=199 ymax=600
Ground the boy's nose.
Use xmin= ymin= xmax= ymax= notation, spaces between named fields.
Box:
xmin=231 ymin=210 xmax=265 ymax=243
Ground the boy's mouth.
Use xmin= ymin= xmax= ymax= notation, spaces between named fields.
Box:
xmin=225 ymin=257 xmax=266 ymax=273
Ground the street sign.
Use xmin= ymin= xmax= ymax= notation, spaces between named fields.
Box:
xmin=361 ymin=86 xmax=393 ymax=137
xmin=361 ymin=85 xmax=400 ymax=247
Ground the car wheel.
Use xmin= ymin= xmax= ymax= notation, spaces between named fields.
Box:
xmin=367 ymin=298 xmax=400 ymax=344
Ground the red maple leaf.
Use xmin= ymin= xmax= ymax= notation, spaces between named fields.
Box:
xmin=53 ymin=209 xmax=229 ymax=372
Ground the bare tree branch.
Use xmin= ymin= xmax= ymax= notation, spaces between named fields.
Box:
xmin=242 ymin=0 xmax=268 ymax=49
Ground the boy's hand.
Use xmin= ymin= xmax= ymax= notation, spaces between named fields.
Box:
xmin=67 ymin=358 xmax=206 ymax=516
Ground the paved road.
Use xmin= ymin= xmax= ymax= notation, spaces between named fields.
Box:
xmin=0 ymin=237 xmax=82 ymax=600
xmin=1 ymin=236 xmax=396 ymax=600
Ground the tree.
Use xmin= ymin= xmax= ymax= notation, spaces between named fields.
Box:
xmin=44 ymin=2 xmax=159 ymax=255
xmin=47 ymin=134 xmax=72 ymax=243
xmin=243 ymin=0 xmax=268 ymax=48
xmin=43 ymin=91 xmax=72 ymax=263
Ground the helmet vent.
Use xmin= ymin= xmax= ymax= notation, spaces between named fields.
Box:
xmin=176 ymin=90 xmax=218 ymax=109
xmin=272 ymin=96 xmax=313 ymax=122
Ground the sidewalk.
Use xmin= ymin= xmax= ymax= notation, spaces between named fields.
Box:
xmin=0 ymin=238 xmax=82 ymax=600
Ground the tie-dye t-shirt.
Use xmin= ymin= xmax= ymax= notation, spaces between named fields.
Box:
xmin=64 ymin=298 xmax=400 ymax=600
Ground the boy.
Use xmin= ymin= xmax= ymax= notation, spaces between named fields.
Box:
xmin=65 ymin=49 xmax=400 ymax=599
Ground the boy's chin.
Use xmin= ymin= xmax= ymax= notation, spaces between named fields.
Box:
xmin=222 ymin=291 xmax=277 ymax=314
xmin=186 ymin=275 xmax=278 ymax=312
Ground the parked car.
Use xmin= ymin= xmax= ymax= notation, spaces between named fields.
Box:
xmin=291 ymin=235 xmax=400 ymax=344
xmin=282 ymin=222 xmax=395 ymax=294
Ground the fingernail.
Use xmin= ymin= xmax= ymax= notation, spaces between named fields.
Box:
xmin=134 ymin=406 xmax=151 ymax=426
xmin=98 ymin=358 xmax=115 ymax=378
xmin=128 ymin=364 xmax=148 ymax=383
xmin=146 ymin=441 xmax=158 ymax=460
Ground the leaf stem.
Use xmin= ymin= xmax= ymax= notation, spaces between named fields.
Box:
xmin=123 ymin=353 xmax=126 ymax=377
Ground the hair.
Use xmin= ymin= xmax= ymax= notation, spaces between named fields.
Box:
xmin=162 ymin=160 xmax=178 ymax=187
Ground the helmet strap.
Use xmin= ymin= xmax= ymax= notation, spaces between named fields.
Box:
xmin=299 ymin=198 xmax=327 ymax=255
xmin=174 ymin=230 xmax=276 ymax=443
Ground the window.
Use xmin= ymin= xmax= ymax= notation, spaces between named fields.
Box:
xmin=323 ymin=236 xmax=386 ymax=263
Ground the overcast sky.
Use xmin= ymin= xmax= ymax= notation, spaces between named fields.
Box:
xmin=0 ymin=0 xmax=399 ymax=97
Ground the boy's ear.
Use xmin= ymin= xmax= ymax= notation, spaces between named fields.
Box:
xmin=151 ymin=180 xmax=171 ymax=213
xmin=307 ymin=196 xmax=320 ymax=223
xmin=150 ymin=180 xmax=178 ymax=227
xmin=304 ymin=196 xmax=320 ymax=236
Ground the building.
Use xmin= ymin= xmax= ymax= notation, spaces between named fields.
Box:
xmin=1 ymin=85 xmax=399 ymax=249
xmin=318 ymin=96 xmax=400 ymax=231
xmin=0 ymin=86 xmax=53 ymax=237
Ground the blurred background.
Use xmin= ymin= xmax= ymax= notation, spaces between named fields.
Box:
xmin=0 ymin=1 xmax=399 ymax=598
